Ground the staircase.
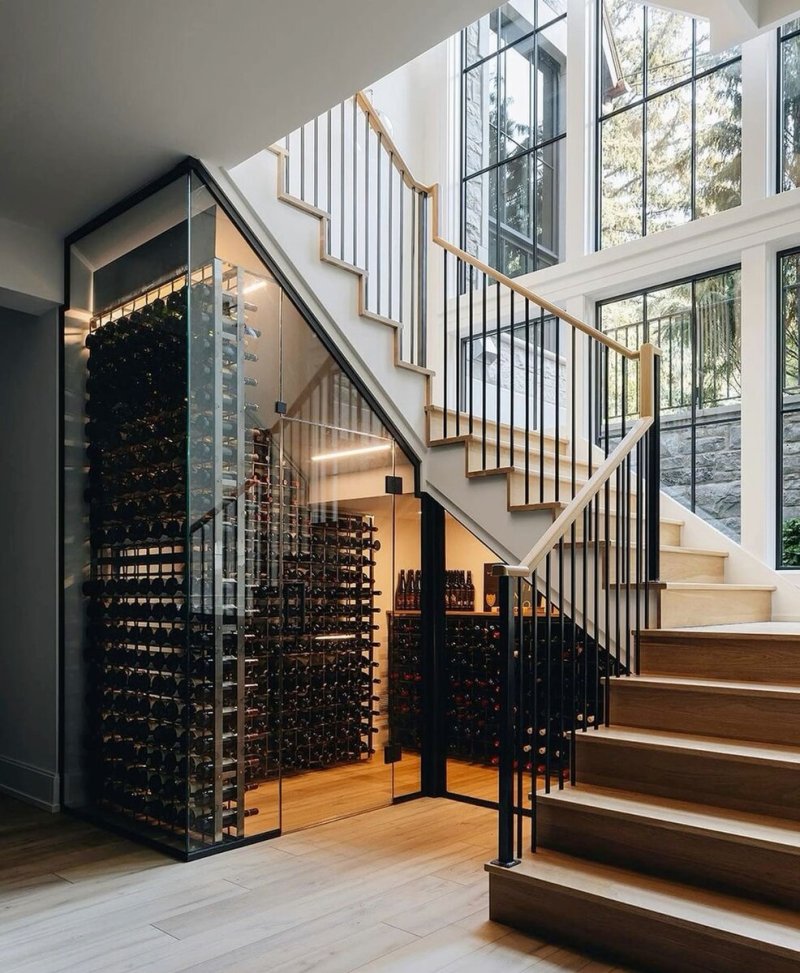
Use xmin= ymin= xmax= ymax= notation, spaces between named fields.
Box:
xmin=216 ymin=89 xmax=800 ymax=971
xmin=487 ymin=626 xmax=800 ymax=972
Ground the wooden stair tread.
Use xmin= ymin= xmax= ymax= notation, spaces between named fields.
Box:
xmin=583 ymin=726 xmax=800 ymax=765
xmin=644 ymin=628 xmax=800 ymax=641
xmin=426 ymin=405 xmax=570 ymax=448
xmin=663 ymin=582 xmax=776 ymax=592
xmin=536 ymin=784 xmax=800 ymax=850
xmin=486 ymin=851 xmax=800 ymax=954
xmin=613 ymin=675 xmax=800 ymax=699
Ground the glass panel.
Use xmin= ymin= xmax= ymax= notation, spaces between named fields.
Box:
xmin=781 ymin=409 xmax=800 ymax=566
xmin=646 ymin=85 xmax=692 ymax=234
xmin=537 ymin=19 xmax=567 ymax=141
xmin=695 ymin=61 xmax=742 ymax=218
xmin=65 ymin=176 xmax=192 ymax=854
xmin=498 ymin=153 xmax=534 ymax=277
xmin=782 ymin=251 xmax=800 ymax=397
xmin=499 ymin=0 xmax=536 ymax=47
xmin=600 ymin=104 xmax=644 ymax=247
xmin=444 ymin=513 xmax=504 ymax=804
xmin=390 ymin=493 xmax=423 ymax=798
xmin=463 ymin=12 xmax=499 ymax=69
xmin=782 ymin=17 xmax=800 ymax=36
xmin=464 ymin=169 xmax=494 ymax=266
xmin=536 ymin=139 xmax=565 ymax=266
xmin=693 ymin=414 xmax=741 ymax=540
xmin=601 ymin=0 xmax=645 ymax=113
xmin=646 ymin=5 xmax=693 ymax=94
xmin=537 ymin=0 xmax=566 ymax=28
xmin=464 ymin=58 xmax=498 ymax=176
xmin=647 ymin=283 xmax=693 ymax=417
xmin=599 ymin=295 xmax=645 ymax=423
xmin=782 ymin=34 xmax=800 ymax=191
xmin=696 ymin=270 xmax=741 ymax=410
xmin=695 ymin=20 xmax=740 ymax=73
xmin=501 ymin=40 xmax=536 ymax=159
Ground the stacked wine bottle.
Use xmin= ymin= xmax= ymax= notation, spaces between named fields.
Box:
xmin=389 ymin=609 xmax=621 ymax=772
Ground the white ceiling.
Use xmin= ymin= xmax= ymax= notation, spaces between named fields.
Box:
xmin=0 ymin=0 xmax=492 ymax=237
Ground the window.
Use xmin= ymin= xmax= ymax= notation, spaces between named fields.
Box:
xmin=599 ymin=268 xmax=742 ymax=540
xmin=461 ymin=1 xmax=567 ymax=278
xmin=779 ymin=19 xmax=800 ymax=191
xmin=778 ymin=249 xmax=800 ymax=567
xmin=598 ymin=1 xmax=741 ymax=249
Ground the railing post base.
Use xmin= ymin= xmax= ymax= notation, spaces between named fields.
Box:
xmin=490 ymin=858 xmax=521 ymax=869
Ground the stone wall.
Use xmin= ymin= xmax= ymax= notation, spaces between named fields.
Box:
xmin=660 ymin=412 xmax=741 ymax=540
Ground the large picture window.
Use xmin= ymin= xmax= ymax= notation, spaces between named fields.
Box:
xmin=779 ymin=19 xmax=800 ymax=191
xmin=599 ymin=267 xmax=742 ymax=539
xmin=598 ymin=1 xmax=741 ymax=250
xmin=778 ymin=248 xmax=800 ymax=567
xmin=461 ymin=1 xmax=567 ymax=279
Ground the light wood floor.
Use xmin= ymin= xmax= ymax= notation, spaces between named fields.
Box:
xmin=0 ymin=793 xmax=637 ymax=973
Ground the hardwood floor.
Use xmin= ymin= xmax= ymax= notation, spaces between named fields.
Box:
xmin=0 ymin=793 xmax=634 ymax=973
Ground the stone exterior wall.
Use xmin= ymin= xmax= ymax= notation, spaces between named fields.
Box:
xmin=660 ymin=412 xmax=741 ymax=540
xmin=464 ymin=23 xmax=485 ymax=260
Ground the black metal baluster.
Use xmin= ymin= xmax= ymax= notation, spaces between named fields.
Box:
xmin=516 ymin=577 xmax=524 ymax=859
xmin=469 ymin=265 xmax=475 ymax=436
xmin=539 ymin=309 xmax=545 ymax=504
xmin=636 ymin=438 xmax=644 ymax=675
xmin=531 ymin=567 xmax=539 ymax=852
xmin=493 ymin=572 xmax=518 ymax=868
xmin=455 ymin=262 xmax=461 ymax=436
xmin=351 ymin=99 xmax=357 ymax=265
xmin=544 ymin=552 xmax=552 ymax=794
xmin=555 ymin=319 xmax=561 ymax=502
xmin=399 ymin=171 xmax=404 ymax=334
xmin=377 ymin=133 xmax=382 ymax=318
xmin=496 ymin=282 xmax=502 ymax=469
xmin=340 ymin=103 xmax=345 ymax=261
xmin=300 ymin=122 xmax=306 ymax=200
xmin=313 ymin=114 xmax=319 ymax=209
xmin=443 ymin=250 xmax=449 ymax=439
xmin=557 ymin=538 xmax=565 ymax=789
xmin=388 ymin=154 xmax=394 ymax=322
xmin=525 ymin=299 xmax=531 ymax=505
xmin=410 ymin=188 xmax=416 ymax=365
xmin=326 ymin=109 xmax=332 ymax=253
xmin=571 ymin=328 xmax=577 ymax=500
xmin=482 ymin=273 xmax=488 ymax=470
xmin=509 ymin=292 xmax=515 ymax=466
xmin=365 ymin=111 xmax=370 ymax=306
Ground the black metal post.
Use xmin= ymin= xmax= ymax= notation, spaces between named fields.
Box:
xmin=493 ymin=572 xmax=520 ymax=868
xmin=420 ymin=493 xmax=446 ymax=796
xmin=647 ymin=354 xmax=661 ymax=583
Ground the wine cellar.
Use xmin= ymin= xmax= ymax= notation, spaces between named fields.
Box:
xmin=62 ymin=163 xmax=617 ymax=859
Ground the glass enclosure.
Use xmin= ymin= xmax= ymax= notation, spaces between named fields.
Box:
xmin=63 ymin=166 xmax=419 ymax=857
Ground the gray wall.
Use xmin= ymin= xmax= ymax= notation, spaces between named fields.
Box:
xmin=0 ymin=307 xmax=60 ymax=809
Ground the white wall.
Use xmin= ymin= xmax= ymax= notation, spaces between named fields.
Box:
xmin=0 ymin=307 xmax=60 ymax=810
xmin=0 ymin=217 xmax=63 ymax=311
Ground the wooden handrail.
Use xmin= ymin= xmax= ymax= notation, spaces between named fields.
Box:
xmin=494 ymin=417 xmax=654 ymax=579
xmin=355 ymin=90 xmax=641 ymax=362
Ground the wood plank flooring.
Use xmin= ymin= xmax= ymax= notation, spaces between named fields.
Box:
xmin=0 ymin=793 xmax=635 ymax=973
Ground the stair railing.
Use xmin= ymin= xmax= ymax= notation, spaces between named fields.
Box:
xmin=273 ymin=92 xmax=663 ymax=865
xmin=491 ymin=349 xmax=661 ymax=867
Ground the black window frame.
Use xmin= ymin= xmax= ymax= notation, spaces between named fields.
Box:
xmin=460 ymin=3 xmax=568 ymax=280
xmin=778 ymin=20 xmax=800 ymax=194
xmin=597 ymin=264 xmax=742 ymax=539
xmin=595 ymin=1 xmax=742 ymax=251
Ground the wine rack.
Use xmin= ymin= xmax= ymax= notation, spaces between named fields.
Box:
xmin=388 ymin=611 xmax=619 ymax=774
xmin=84 ymin=279 xmax=194 ymax=847
xmin=83 ymin=263 xmax=381 ymax=851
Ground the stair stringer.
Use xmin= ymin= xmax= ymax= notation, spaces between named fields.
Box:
xmin=209 ymin=154 xmax=558 ymax=563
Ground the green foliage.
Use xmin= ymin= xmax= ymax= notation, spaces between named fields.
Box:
xmin=782 ymin=517 xmax=800 ymax=567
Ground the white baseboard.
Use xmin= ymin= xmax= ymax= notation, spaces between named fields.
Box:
xmin=0 ymin=755 xmax=59 ymax=812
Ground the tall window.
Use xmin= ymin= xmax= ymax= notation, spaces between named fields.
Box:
xmin=778 ymin=249 xmax=800 ymax=567
xmin=461 ymin=1 xmax=567 ymax=279
xmin=598 ymin=1 xmax=741 ymax=249
xmin=599 ymin=268 xmax=742 ymax=539
xmin=779 ymin=19 xmax=800 ymax=191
